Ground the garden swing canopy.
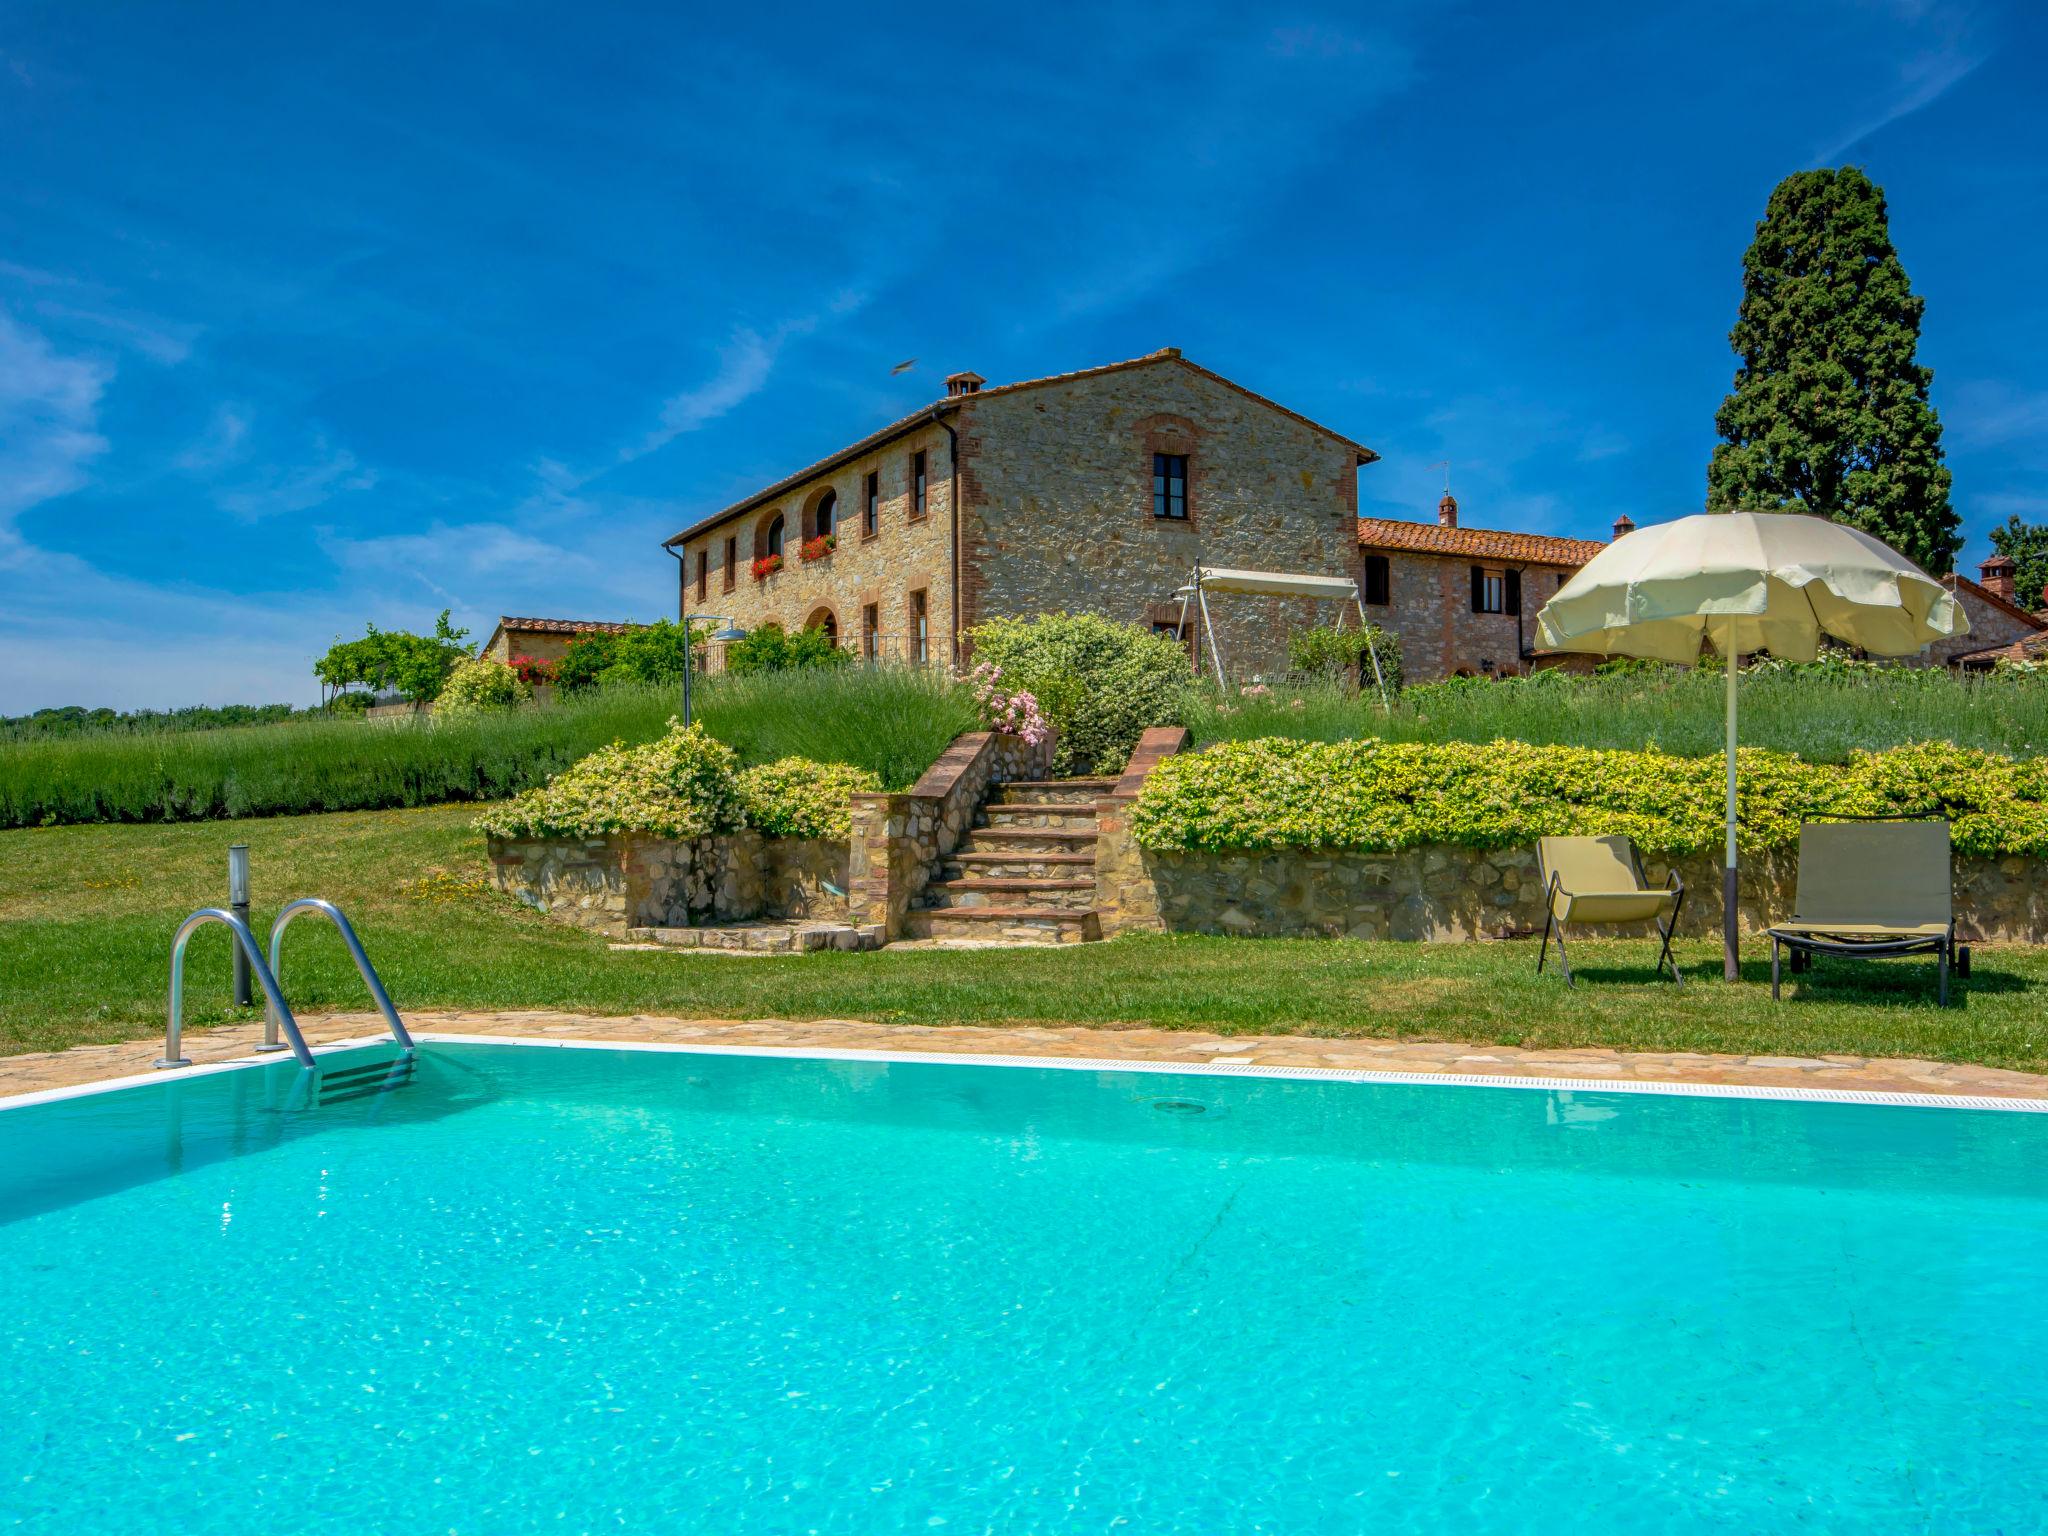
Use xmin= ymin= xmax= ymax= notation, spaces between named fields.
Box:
xmin=1171 ymin=563 xmax=1387 ymax=704
xmin=1184 ymin=566 xmax=1362 ymax=600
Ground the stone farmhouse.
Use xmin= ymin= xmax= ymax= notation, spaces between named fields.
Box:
xmin=661 ymin=349 xmax=1374 ymax=676
xmin=653 ymin=344 xmax=2038 ymax=684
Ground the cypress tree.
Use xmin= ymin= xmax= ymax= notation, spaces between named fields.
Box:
xmin=1706 ymin=167 xmax=1958 ymax=573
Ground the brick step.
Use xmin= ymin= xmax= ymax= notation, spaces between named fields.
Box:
xmin=940 ymin=852 xmax=1096 ymax=882
xmin=959 ymin=826 xmax=1099 ymax=856
xmin=903 ymin=906 xmax=1101 ymax=945
xmin=921 ymin=877 xmax=1097 ymax=913
xmin=996 ymin=778 xmax=1116 ymax=807
xmin=980 ymin=802 xmax=1098 ymax=828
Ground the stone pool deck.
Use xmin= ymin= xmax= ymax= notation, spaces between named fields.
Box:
xmin=4 ymin=1009 xmax=2047 ymax=1102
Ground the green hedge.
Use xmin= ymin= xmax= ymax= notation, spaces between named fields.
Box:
xmin=476 ymin=723 xmax=881 ymax=843
xmin=1130 ymin=737 xmax=2048 ymax=858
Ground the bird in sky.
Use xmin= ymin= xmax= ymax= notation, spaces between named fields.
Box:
xmin=890 ymin=358 xmax=917 ymax=374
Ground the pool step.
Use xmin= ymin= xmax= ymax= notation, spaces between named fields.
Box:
xmin=317 ymin=1055 xmax=417 ymax=1105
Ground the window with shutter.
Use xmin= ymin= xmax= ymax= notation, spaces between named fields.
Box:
xmin=1473 ymin=567 xmax=1507 ymax=614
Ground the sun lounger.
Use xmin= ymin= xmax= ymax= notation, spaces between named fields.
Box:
xmin=1535 ymin=835 xmax=1685 ymax=987
xmin=1767 ymin=819 xmax=1966 ymax=1005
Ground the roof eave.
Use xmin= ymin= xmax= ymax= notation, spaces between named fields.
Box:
xmin=662 ymin=402 xmax=960 ymax=548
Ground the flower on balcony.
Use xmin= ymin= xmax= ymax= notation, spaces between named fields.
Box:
xmin=799 ymin=533 xmax=836 ymax=563
xmin=751 ymin=553 xmax=784 ymax=581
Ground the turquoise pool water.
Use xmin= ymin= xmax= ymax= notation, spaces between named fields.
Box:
xmin=1 ymin=1043 xmax=2043 ymax=1534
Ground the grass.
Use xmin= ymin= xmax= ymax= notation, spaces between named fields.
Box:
xmin=4 ymin=803 xmax=2044 ymax=1073
xmin=0 ymin=666 xmax=975 ymax=828
xmin=1188 ymin=668 xmax=2048 ymax=763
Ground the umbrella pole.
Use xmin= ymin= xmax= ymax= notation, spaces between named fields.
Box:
xmin=1722 ymin=624 xmax=1739 ymax=981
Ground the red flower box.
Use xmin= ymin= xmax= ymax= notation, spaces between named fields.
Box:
xmin=752 ymin=553 xmax=784 ymax=581
xmin=799 ymin=533 xmax=836 ymax=563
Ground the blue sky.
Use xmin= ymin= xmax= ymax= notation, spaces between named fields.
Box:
xmin=2 ymin=0 xmax=2043 ymax=712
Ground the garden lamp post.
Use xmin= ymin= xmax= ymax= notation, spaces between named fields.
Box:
xmin=680 ymin=619 xmax=747 ymax=728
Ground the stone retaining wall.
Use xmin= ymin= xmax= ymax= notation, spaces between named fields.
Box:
xmin=847 ymin=729 xmax=1057 ymax=938
xmin=1095 ymin=732 xmax=2048 ymax=943
xmin=486 ymin=830 xmax=848 ymax=935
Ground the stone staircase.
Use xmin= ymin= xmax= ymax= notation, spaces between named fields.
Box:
xmin=906 ymin=777 xmax=1116 ymax=944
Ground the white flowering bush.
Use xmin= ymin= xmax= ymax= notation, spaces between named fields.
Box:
xmin=735 ymin=758 xmax=881 ymax=840
xmin=476 ymin=719 xmax=743 ymax=839
xmin=435 ymin=658 xmax=532 ymax=716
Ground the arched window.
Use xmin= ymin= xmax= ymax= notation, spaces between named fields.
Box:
xmin=805 ymin=606 xmax=838 ymax=646
xmin=765 ymin=512 xmax=785 ymax=558
xmin=814 ymin=490 xmax=837 ymax=539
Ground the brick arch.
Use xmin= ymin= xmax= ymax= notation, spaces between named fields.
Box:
xmin=803 ymin=605 xmax=839 ymax=646
xmin=753 ymin=509 xmax=787 ymax=561
xmin=801 ymin=483 xmax=840 ymax=541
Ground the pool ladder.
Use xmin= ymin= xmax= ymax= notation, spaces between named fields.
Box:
xmin=157 ymin=898 xmax=416 ymax=1070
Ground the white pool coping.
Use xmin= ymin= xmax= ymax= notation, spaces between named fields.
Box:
xmin=6 ymin=1029 xmax=2044 ymax=1114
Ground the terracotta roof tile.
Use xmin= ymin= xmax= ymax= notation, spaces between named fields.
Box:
xmin=1357 ymin=517 xmax=1606 ymax=566
xmin=663 ymin=349 xmax=1376 ymax=546
xmin=1950 ymin=630 xmax=2048 ymax=667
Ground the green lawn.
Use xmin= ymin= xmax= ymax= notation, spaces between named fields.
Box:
xmin=3 ymin=803 xmax=2044 ymax=1072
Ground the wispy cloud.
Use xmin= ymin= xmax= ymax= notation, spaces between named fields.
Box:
xmin=638 ymin=326 xmax=783 ymax=454
xmin=215 ymin=437 xmax=376 ymax=520
xmin=1946 ymin=380 xmax=2048 ymax=454
xmin=1814 ymin=3 xmax=1985 ymax=160
xmin=174 ymin=403 xmax=251 ymax=472
xmin=0 ymin=309 xmax=110 ymax=557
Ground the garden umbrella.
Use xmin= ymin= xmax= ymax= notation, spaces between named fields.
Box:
xmin=1533 ymin=510 xmax=1968 ymax=980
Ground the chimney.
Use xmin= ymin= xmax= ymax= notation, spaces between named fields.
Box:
xmin=945 ymin=370 xmax=985 ymax=397
xmin=1612 ymin=513 xmax=1635 ymax=542
xmin=1980 ymin=554 xmax=2016 ymax=601
xmin=1437 ymin=492 xmax=1458 ymax=529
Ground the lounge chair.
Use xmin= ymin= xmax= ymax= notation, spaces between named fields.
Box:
xmin=1535 ymin=835 xmax=1685 ymax=987
xmin=1768 ymin=818 xmax=1968 ymax=1005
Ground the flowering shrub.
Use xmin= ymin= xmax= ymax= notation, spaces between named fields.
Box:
xmin=1132 ymin=736 xmax=2048 ymax=858
xmin=798 ymin=533 xmax=836 ymax=562
xmin=508 ymin=653 xmax=556 ymax=687
xmin=735 ymin=757 xmax=881 ymax=840
xmin=752 ymin=553 xmax=784 ymax=581
xmin=475 ymin=720 xmax=743 ymax=839
xmin=965 ymin=614 xmax=1195 ymax=775
xmin=435 ymin=658 xmax=533 ymax=716
xmin=477 ymin=720 xmax=880 ymax=843
xmin=960 ymin=662 xmax=1050 ymax=745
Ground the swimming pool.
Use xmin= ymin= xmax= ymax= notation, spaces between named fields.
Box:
xmin=2 ymin=1039 xmax=2043 ymax=1534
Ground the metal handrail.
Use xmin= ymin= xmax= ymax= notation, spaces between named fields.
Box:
xmin=161 ymin=909 xmax=313 ymax=1070
xmin=264 ymin=897 xmax=415 ymax=1056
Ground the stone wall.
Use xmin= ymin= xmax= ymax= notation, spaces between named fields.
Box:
xmin=961 ymin=354 xmax=1364 ymax=679
xmin=1094 ymin=731 xmax=2048 ymax=943
xmin=486 ymin=830 xmax=848 ymax=935
xmin=675 ymin=419 xmax=959 ymax=670
xmin=847 ymin=729 xmax=1057 ymax=937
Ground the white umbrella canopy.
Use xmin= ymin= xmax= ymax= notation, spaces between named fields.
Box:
xmin=1533 ymin=510 xmax=1969 ymax=980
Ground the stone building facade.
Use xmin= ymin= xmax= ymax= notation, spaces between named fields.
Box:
xmin=662 ymin=349 xmax=1374 ymax=676
xmin=1357 ymin=495 xmax=1609 ymax=682
xmin=1936 ymin=557 xmax=2048 ymax=669
xmin=480 ymin=617 xmax=642 ymax=667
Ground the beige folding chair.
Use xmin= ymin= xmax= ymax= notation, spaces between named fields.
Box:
xmin=1535 ymin=835 xmax=1686 ymax=987
xmin=1767 ymin=819 xmax=1965 ymax=1006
